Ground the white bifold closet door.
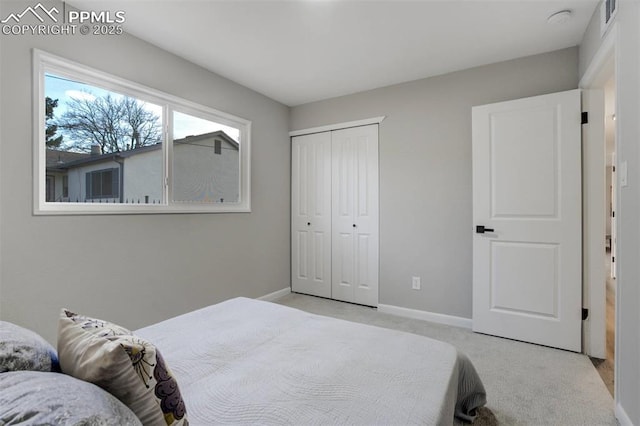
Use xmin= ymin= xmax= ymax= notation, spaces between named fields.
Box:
xmin=291 ymin=124 xmax=379 ymax=307
xmin=331 ymin=125 xmax=379 ymax=306
xmin=291 ymin=132 xmax=332 ymax=298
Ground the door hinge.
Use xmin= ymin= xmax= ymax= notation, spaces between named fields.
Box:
xmin=612 ymin=256 xmax=615 ymax=263
xmin=612 ymin=211 xmax=615 ymax=218
xmin=581 ymin=112 xmax=589 ymax=124
xmin=613 ymin=165 xmax=616 ymax=172
xmin=582 ymin=308 xmax=589 ymax=320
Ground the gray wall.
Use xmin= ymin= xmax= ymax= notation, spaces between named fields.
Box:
xmin=0 ymin=0 xmax=290 ymax=344
xmin=578 ymin=4 xmax=605 ymax=78
xmin=579 ymin=2 xmax=640 ymax=423
xmin=291 ymin=48 xmax=578 ymax=319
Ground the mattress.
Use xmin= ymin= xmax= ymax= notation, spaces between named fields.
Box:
xmin=136 ymin=297 xmax=485 ymax=425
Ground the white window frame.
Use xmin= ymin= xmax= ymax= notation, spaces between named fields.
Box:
xmin=33 ymin=49 xmax=251 ymax=215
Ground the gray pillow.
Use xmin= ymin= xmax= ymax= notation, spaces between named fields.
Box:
xmin=0 ymin=321 xmax=59 ymax=372
xmin=0 ymin=371 xmax=142 ymax=425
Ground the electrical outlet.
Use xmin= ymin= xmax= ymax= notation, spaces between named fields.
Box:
xmin=412 ymin=276 xmax=421 ymax=290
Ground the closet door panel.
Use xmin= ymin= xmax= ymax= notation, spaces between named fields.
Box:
xmin=353 ymin=125 xmax=379 ymax=306
xmin=291 ymin=133 xmax=331 ymax=298
xmin=331 ymin=129 xmax=356 ymax=303
xmin=332 ymin=125 xmax=379 ymax=306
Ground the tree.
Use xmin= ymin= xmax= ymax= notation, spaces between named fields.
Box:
xmin=57 ymin=93 xmax=161 ymax=154
xmin=45 ymin=97 xmax=63 ymax=148
xmin=121 ymin=97 xmax=161 ymax=150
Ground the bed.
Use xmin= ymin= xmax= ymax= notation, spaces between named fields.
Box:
xmin=134 ymin=297 xmax=487 ymax=425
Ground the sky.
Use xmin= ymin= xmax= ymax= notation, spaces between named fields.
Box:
xmin=45 ymin=73 xmax=240 ymax=148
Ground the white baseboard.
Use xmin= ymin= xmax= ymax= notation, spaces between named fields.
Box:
xmin=615 ymin=402 xmax=633 ymax=426
xmin=378 ymin=304 xmax=472 ymax=329
xmin=258 ymin=287 xmax=291 ymax=302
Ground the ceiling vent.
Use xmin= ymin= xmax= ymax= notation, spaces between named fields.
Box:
xmin=547 ymin=10 xmax=572 ymax=25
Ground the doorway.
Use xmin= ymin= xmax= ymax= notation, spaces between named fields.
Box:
xmin=581 ymin=35 xmax=617 ymax=396
xmin=592 ymin=73 xmax=616 ymax=396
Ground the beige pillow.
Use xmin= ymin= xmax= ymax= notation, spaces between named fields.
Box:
xmin=57 ymin=309 xmax=187 ymax=425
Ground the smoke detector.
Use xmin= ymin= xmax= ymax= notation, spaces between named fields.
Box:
xmin=547 ymin=10 xmax=573 ymax=25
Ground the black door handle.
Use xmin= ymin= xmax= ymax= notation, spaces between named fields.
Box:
xmin=476 ymin=225 xmax=495 ymax=234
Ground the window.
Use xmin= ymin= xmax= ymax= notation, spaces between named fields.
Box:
xmin=45 ymin=176 xmax=55 ymax=202
xmin=86 ymin=168 xmax=119 ymax=200
xmin=62 ymin=175 xmax=69 ymax=199
xmin=34 ymin=49 xmax=251 ymax=214
xmin=172 ymin=111 xmax=240 ymax=204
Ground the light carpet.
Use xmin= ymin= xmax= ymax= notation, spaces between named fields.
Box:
xmin=274 ymin=293 xmax=616 ymax=426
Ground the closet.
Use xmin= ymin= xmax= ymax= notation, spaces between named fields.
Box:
xmin=291 ymin=124 xmax=379 ymax=307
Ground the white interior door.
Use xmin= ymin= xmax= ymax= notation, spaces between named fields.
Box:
xmin=291 ymin=132 xmax=332 ymax=298
xmin=332 ymin=125 xmax=379 ymax=307
xmin=472 ymin=89 xmax=582 ymax=352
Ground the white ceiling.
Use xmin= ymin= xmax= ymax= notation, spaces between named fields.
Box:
xmin=70 ymin=0 xmax=599 ymax=106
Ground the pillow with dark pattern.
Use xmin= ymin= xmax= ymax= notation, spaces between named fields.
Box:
xmin=0 ymin=321 xmax=59 ymax=372
xmin=0 ymin=371 xmax=142 ymax=425
xmin=57 ymin=309 xmax=188 ymax=425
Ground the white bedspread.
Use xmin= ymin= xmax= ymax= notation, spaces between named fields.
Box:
xmin=136 ymin=297 xmax=485 ymax=425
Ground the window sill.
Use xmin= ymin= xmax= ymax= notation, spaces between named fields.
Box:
xmin=34 ymin=202 xmax=251 ymax=215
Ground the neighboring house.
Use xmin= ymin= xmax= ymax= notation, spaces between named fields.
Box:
xmin=173 ymin=131 xmax=240 ymax=204
xmin=45 ymin=149 xmax=89 ymax=202
xmin=45 ymin=131 xmax=239 ymax=204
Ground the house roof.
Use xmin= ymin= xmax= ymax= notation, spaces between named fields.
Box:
xmin=46 ymin=149 xmax=89 ymax=169
xmin=45 ymin=130 xmax=238 ymax=171
xmin=178 ymin=130 xmax=239 ymax=150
